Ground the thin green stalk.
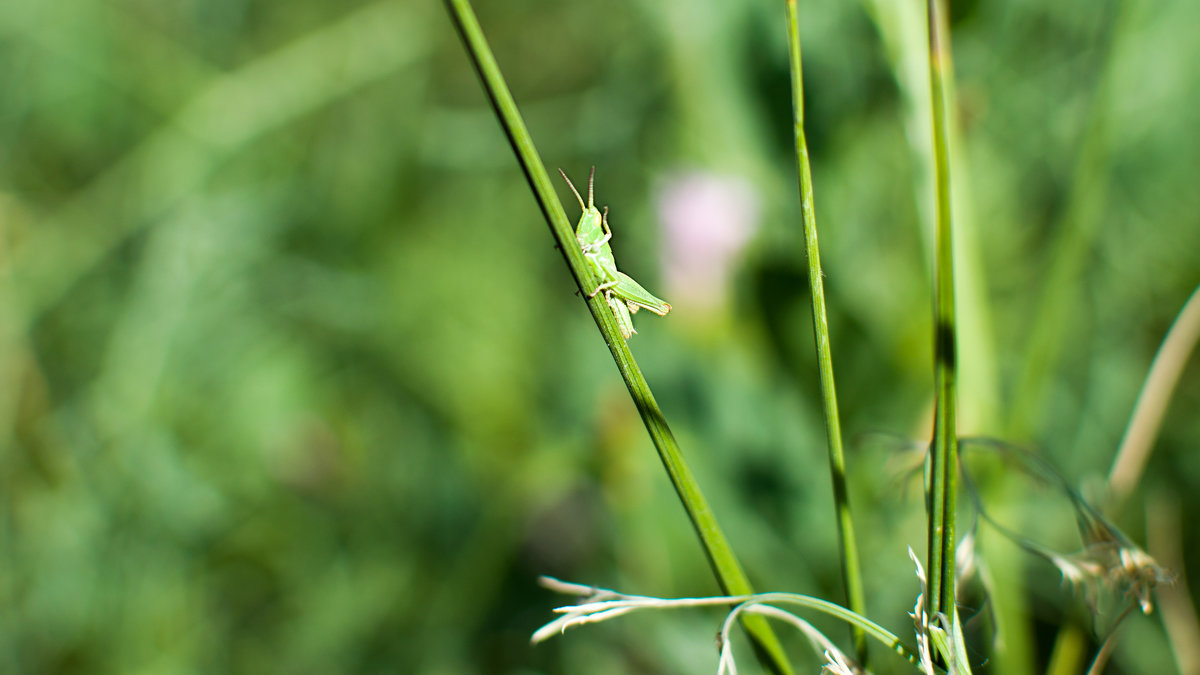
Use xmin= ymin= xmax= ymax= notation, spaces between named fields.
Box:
xmin=442 ymin=2 xmax=793 ymax=673
xmin=925 ymin=0 xmax=959 ymax=623
xmin=783 ymin=0 xmax=867 ymax=664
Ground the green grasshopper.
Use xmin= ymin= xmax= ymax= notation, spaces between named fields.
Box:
xmin=559 ymin=167 xmax=671 ymax=339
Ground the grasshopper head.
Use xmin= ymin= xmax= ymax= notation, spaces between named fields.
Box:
xmin=559 ymin=167 xmax=605 ymax=246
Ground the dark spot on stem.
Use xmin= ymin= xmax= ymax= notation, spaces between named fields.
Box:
xmin=936 ymin=320 xmax=956 ymax=369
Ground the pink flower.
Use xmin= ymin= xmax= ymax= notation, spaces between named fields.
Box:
xmin=657 ymin=171 xmax=760 ymax=314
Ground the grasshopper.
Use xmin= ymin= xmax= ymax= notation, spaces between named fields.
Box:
xmin=559 ymin=167 xmax=670 ymax=339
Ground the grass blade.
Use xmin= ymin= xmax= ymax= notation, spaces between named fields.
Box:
xmin=442 ymin=1 xmax=793 ymax=672
xmin=924 ymin=0 xmax=960 ymax=623
xmin=783 ymin=0 xmax=867 ymax=663
xmin=1108 ymin=284 xmax=1200 ymax=503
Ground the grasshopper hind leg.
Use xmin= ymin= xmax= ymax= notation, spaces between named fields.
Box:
xmin=605 ymin=290 xmax=637 ymax=339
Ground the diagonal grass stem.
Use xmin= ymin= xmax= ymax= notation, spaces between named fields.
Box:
xmin=443 ymin=1 xmax=793 ymax=672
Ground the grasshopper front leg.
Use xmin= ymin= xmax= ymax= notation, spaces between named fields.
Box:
xmin=580 ymin=207 xmax=613 ymax=255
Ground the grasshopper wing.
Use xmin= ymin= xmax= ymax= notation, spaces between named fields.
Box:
xmin=612 ymin=271 xmax=671 ymax=316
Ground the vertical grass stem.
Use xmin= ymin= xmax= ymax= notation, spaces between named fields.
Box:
xmin=784 ymin=0 xmax=868 ymax=663
xmin=925 ymin=0 xmax=960 ymax=622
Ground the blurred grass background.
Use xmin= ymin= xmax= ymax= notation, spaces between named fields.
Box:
xmin=2 ymin=0 xmax=1198 ymax=672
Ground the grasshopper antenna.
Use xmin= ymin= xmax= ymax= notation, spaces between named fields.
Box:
xmin=557 ymin=168 xmax=586 ymax=211
xmin=587 ymin=166 xmax=596 ymax=208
